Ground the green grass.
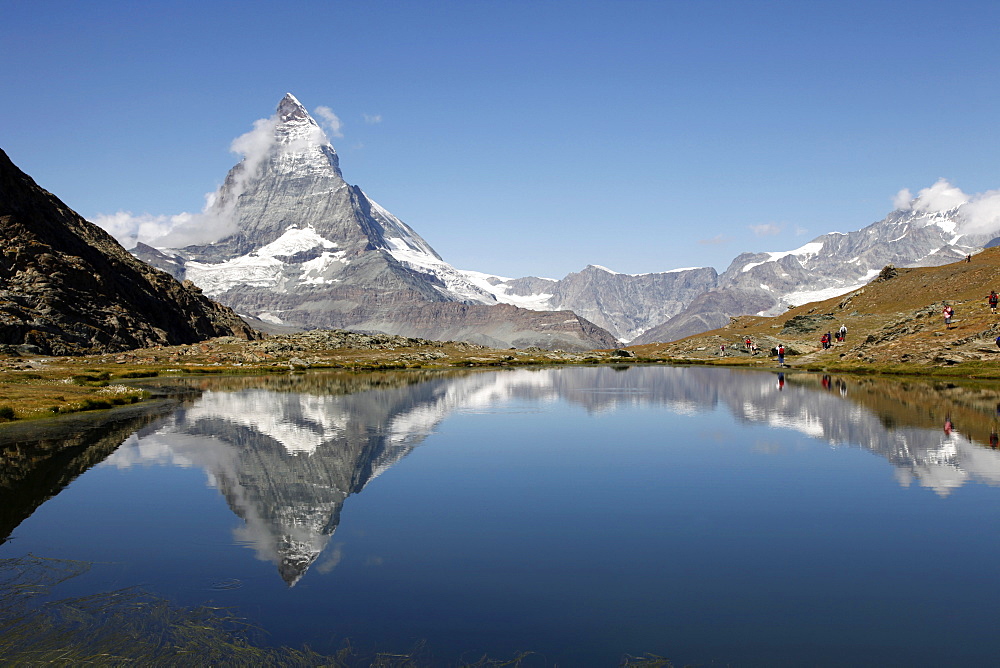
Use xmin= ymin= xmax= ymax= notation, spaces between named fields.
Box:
xmin=116 ymin=370 xmax=159 ymax=379
xmin=71 ymin=372 xmax=111 ymax=385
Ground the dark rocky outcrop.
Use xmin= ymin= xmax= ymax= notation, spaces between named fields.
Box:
xmin=781 ymin=313 xmax=836 ymax=335
xmin=0 ymin=148 xmax=259 ymax=355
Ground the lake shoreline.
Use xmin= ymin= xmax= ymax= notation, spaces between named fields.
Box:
xmin=2 ymin=328 xmax=998 ymax=425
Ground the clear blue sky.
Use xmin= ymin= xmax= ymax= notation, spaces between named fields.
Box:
xmin=3 ymin=0 xmax=999 ymax=278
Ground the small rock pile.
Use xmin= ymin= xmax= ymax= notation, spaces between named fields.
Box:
xmin=245 ymin=330 xmax=490 ymax=354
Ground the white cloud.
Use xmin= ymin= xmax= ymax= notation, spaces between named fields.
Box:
xmin=314 ymin=105 xmax=343 ymax=137
xmin=315 ymin=544 xmax=344 ymax=574
xmin=749 ymin=223 xmax=781 ymax=237
xmin=230 ymin=116 xmax=279 ymax=186
xmin=892 ymin=179 xmax=1000 ymax=238
xmin=910 ymin=178 xmax=969 ymax=214
xmin=698 ymin=234 xmax=730 ymax=245
xmin=152 ymin=208 xmax=241 ymax=249
xmin=892 ymin=188 xmax=913 ymax=210
xmin=91 ymin=210 xmax=173 ymax=249
xmin=958 ymin=188 xmax=1000 ymax=237
xmin=92 ymin=115 xmax=280 ymax=249
xmin=363 ymin=113 xmax=382 ymax=124
xmin=91 ymin=207 xmax=241 ymax=250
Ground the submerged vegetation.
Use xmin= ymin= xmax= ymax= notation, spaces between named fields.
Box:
xmin=0 ymin=555 xmax=675 ymax=666
xmin=0 ymin=555 xmax=552 ymax=667
xmin=0 ymin=554 xmax=332 ymax=666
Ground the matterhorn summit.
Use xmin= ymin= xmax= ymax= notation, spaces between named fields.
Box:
xmin=136 ymin=94 xmax=617 ymax=350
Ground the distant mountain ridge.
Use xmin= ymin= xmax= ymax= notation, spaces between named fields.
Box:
xmin=0 ymin=148 xmax=257 ymax=355
xmin=460 ymin=264 xmax=719 ymax=342
xmin=463 ymin=196 xmax=1000 ymax=345
xmin=632 ymin=203 xmax=998 ymax=344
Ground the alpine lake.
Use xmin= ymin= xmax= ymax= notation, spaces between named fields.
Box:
xmin=4 ymin=364 xmax=1000 ymax=667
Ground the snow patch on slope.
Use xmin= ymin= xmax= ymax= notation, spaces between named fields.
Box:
xmin=591 ymin=264 xmax=705 ymax=276
xmin=185 ymin=225 xmax=341 ymax=295
xmin=458 ymin=270 xmax=556 ymax=311
xmin=300 ymin=251 xmax=349 ymax=285
xmin=741 ymin=242 xmax=825 ymax=273
xmin=383 ymin=239 xmax=499 ymax=304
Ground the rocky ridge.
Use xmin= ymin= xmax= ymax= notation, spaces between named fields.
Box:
xmin=0 ymin=149 xmax=258 ymax=356
xmin=465 ymin=264 xmax=719 ymax=342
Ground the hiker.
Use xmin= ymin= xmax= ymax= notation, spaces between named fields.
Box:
xmin=821 ymin=332 xmax=829 ymax=349
xmin=943 ymin=303 xmax=954 ymax=329
xmin=967 ymin=254 xmax=972 ymax=262
xmin=777 ymin=344 xmax=785 ymax=366
xmin=987 ymin=291 xmax=998 ymax=314
xmin=720 ymin=344 xmax=726 ymax=356
xmin=826 ymin=331 xmax=833 ymax=348
xmin=995 ymin=334 xmax=1000 ymax=350
xmin=745 ymin=337 xmax=752 ymax=351
xmin=839 ymin=324 xmax=847 ymax=341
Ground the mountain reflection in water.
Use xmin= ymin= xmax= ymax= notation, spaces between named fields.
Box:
xmin=85 ymin=366 xmax=1000 ymax=585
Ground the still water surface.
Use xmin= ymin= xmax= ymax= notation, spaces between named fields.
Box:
xmin=4 ymin=365 xmax=1000 ymax=666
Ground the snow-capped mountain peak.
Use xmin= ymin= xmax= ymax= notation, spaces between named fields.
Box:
xmin=144 ymin=94 xmax=583 ymax=335
xmin=277 ymin=92 xmax=308 ymax=121
xmin=266 ymin=93 xmax=342 ymax=179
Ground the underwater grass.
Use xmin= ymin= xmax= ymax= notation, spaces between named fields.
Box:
xmin=0 ymin=554 xmax=549 ymax=667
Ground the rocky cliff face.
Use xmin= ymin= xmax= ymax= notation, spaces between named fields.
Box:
xmin=718 ymin=206 xmax=989 ymax=311
xmin=340 ymin=300 xmax=619 ymax=350
xmin=144 ymin=94 xmax=616 ymax=351
xmin=0 ymin=149 xmax=258 ymax=355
